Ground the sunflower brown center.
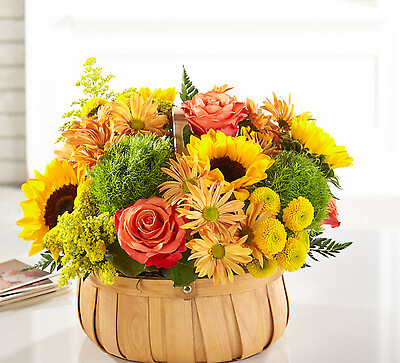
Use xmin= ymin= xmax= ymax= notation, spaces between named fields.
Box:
xmin=210 ymin=156 xmax=246 ymax=183
xmin=202 ymin=206 xmax=219 ymax=222
xmin=130 ymin=118 xmax=145 ymax=130
xmin=44 ymin=184 xmax=78 ymax=230
xmin=210 ymin=243 xmax=226 ymax=260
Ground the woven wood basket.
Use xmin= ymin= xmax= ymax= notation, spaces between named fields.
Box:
xmin=77 ymin=269 xmax=290 ymax=363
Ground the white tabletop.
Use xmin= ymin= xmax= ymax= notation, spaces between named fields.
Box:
xmin=0 ymin=185 xmax=399 ymax=363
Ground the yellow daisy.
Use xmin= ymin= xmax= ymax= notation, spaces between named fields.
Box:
xmin=177 ymin=179 xmax=245 ymax=236
xmin=282 ymin=196 xmax=314 ymax=231
xmin=17 ymin=158 xmax=85 ymax=256
xmin=233 ymin=201 xmax=271 ymax=266
xmin=159 ymin=154 xmax=209 ymax=205
xmin=290 ymin=114 xmax=353 ymax=169
xmin=187 ymin=129 xmax=274 ymax=192
xmin=247 ymin=257 xmax=278 ymax=279
xmin=254 ymin=218 xmax=287 ymax=255
xmin=137 ymin=87 xmax=177 ymax=103
xmin=277 ymin=236 xmax=307 ymax=272
xmin=249 ymin=187 xmax=281 ymax=216
xmin=186 ymin=230 xmax=252 ymax=286
xmin=81 ymin=97 xmax=107 ymax=118
xmin=110 ymin=93 xmax=168 ymax=137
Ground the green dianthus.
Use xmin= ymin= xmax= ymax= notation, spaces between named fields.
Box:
xmin=89 ymin=133 xmax=173 ymax=215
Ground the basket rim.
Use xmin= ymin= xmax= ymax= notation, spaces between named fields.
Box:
xmin=85 ymin=269 xmax=284 ymax=300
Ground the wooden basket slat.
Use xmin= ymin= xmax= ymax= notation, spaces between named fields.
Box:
xmin=266 ymin=276 xmax=289 ymax=346
xmin=149 ymin=297 xmax=167 ymax=362
xmin=117 ymin=295 xmax=155 ymax=362
xmin=231 ymin=288 xmax=270 ymax=359
xmin=195 ymin=295 xmax=242 ymax=363
xmin=95 ymin=288 xmax=122 ymax=358
xmin=191 ymin=297 xmax=207 ymax=363
xmin=79 ymin=281 xmax=99 ymax=347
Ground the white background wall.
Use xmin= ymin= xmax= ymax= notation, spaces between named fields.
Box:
xmin=0 ymin=0 xmax=25 ymax=184
xmin=23 ymin=0 xmax=400 ymax=199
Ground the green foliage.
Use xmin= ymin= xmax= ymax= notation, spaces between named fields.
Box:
xmin=20 ymin=250 xmax=63 ymax=274
xmin=303 ymin=232 xmax=353 ymax=267
xmin=105 ymin=241 xmax=146 ymax=277
xmin=265 ymin=150 xmax=331 ymax=230
xmin=182 ymin=124 xmax=194 ymax=148
xmin=161 ymin=250 xmax=198 ymax=287
xmin=57 ymin=57 xmax=116 ymax=143
xmin=180 ymin=65 xmax=198 ymax=102
xmin=89 ymin=134 xmax=174 ymax=215
xmin=279 ymin=135 xmax=341 ymax=188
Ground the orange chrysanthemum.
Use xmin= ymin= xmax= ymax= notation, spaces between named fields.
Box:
xmin=261 ymin=93 xmax=295 ymax=130
xmin=187 ymin=230 xmax=252 ymax=285
xmin=159 ymin=154 xmax=209 ymax=205
xmin=110 ymin=93 xmax=168 ymax=137
xmin=177 ymin=179 xmax=245 ymax=237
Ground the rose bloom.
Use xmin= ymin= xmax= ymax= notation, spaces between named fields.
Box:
xmin=115 ymin=197 xmax=187 ymax=269
xmin=181 ymin=91 xmax=247 ymax=136
xmin=323 ymin=199 xmax=341 ymax=228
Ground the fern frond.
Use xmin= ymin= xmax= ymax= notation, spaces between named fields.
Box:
xmin=20 ymin=250 xmax=63 ymax=274
xmin=308 ymin=233 xmax=352 ymax=263
xmin=180 ymin=65 xmax=198 ymax=102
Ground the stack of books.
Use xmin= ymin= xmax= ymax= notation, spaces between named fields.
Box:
xmin=0 ymin=259 xmax=70 ymax=311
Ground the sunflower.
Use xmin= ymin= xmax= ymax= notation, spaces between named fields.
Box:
xmin=254 ymin=218 xmax=287 ymax=255
xmin=233 ymin=201 xmax=271 ymax=266
xmin=17 ymin=158 xmax=85 ymax=256
xmin=282 ymin=196 xmax=314 ymax=231
xmin=290 ymin=114 xmax=353 ymax=169
xmin=159 ymin=154 xmax=209 ymax=205
xmin=81 ymin=97 xmax=107 ymax=118
xmin=186 ymin=230 xmax=252 ymax=285
xmin=247 ymin=257 xmax=278 ymax=279
xmin=187 ymin=129 xmax=274 ymax=192
xmin=61 ymin=105 xmax=113 ymax=169
xmin=137 ymin=87 xmax=177 ymax=103
xmin=276 ymin=236 xmax=307 ymax=272
xmin=177 ymin=179 xmax=245 ymax=236
xmin=249 ymin=187 xmax=281 ymax=216
xmin=261 ymin=93 xmax=295 ymax=130
xmin=110 ymin=93 xmax=168 ymax=137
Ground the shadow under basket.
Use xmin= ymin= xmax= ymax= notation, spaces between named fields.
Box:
xmin=77 ymin=269 xmax=290 ymax=363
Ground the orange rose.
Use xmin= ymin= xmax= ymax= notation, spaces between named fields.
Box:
xmin=115 ymin=197 xmax=187 ymax=269
xmin=181 ymin=91 xmax=247 ymax=136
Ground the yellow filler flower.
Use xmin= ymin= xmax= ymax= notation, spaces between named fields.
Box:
xmin=17 ymin=158 xmax=85 ymax=256
xmin=247 ymin=257 xmax=278 ymax=279
xmin=186 ymin=230 xmax=252 ymax=286
xmin=282 ymin=196 xmax=314 ymax=231
xmin=290 ymin=114 xmax=353 ymax=169
xmin=277 ymin=236 xmax=307 ymax=272
xmin=187 ymin=129 xmax=274 ymax=192
xmin=250 ymin=187 xmax=281 ymax=216
xmin=254 ymin=218 xmax=287 ymax=255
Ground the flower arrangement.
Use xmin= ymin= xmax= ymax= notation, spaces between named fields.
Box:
xmin=17 ymin=58 xmax=353 ymax=288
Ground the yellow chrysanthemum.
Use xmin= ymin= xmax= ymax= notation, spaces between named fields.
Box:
xmin=16 ymin=158 xmax=85 ymax=256
xmin=276 ymin=236 xmax=307 ymax=272
xmin=291 ymin=114 xmax=353 ymax=169
xmin=186 ymin=230 xmax=252 ymax=286
xmin=282 ymin=196 xmax=314 ymax=231
xmin=137 ymin=87 xmax=177 ymax=103
xmin=247 ymin=257 xmax=278 ymax=279
xmin=110 ymin=93 xmax=168 ymax=137
xmin=254 ymin=218 xmax=287 ymax=255
xmin=187 ymin=129 xmax=274 ymax=192
xmin=81 ymin=98 xmax=107 ymax=118
xmin=249 ymin=187 xmax=281 ymax=216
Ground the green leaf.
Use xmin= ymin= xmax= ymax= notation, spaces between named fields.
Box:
xmin=180 ymin=65 xmax=198 ymax=102
xmin=182 ymin=124 xmax=194 ymax=148
xmin=105 ymin=241 xmax=146 ymax=277
xmin=161 ymin=250 xmax=198 ymax=287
